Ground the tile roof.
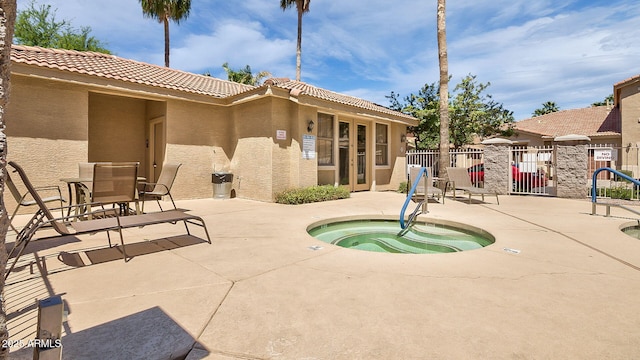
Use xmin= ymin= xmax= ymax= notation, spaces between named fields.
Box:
xmin=614 ymin=74 xmax=640 ymax=88
xmin=10 ymin=45 xmax=254 ymax=97
xmin=263 ymin=78 xmax=417 ymax=121
xmin=10 ymin=45 xmax=415 ymax=122
xmin=515 ymin=106 xmax=620 ymax=138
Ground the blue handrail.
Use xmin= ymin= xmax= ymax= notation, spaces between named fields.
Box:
xmin=591 ymin=167 xmax=640 ymax=203
xmin=400 ymin=167 xmax=428 ymax=229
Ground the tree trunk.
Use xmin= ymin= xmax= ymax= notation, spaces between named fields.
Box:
xmin=437 ymin=0 xmax=450 ymax=180
xmin=0 ymin=1 xmax=16 ymax=359
xmin=296 ymin=6 xmax=302 ymax=81
xmin=163 ymin=17 xmax=170 ymax=67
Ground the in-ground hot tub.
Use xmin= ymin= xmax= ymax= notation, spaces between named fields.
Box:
xmin=307 ymin=216 xmax=495 ymax=254
xmin=621 ymin=222 xmax=640 ymax=240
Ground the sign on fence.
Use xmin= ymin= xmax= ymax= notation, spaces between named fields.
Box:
xmin=593 ymin=149 xmax=613 ymax=161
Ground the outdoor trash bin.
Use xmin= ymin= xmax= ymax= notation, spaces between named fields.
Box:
xmin=212 ymin=172 xmax=233 ymax=199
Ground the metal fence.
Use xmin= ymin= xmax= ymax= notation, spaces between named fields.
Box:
xmin=407 ymin=146 xmax=554 ymax=196
xmin=407 ymin=144 xmax=640 ymax=200
xmin=510 ymin=145 xmax=554 ymax=196
xmin=588 ymin=144 xmax=640 ymax=200
xmin=406 ymin=148 xmax=483 ymax=179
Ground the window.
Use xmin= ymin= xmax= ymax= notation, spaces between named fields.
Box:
xmin=376 ymin=123 xmax=388 ymax=165
xmin=317 ymin=113 xmax=334 ymax=166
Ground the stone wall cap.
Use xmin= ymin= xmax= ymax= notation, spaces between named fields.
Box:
xmin=554 ymin=134 xmax=591 ymax=142
xmin=481 ymin=138 xmax=513 ymax=145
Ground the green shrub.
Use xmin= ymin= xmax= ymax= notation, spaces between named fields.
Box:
xmin=397 ymin=181 xmax=408 ymax=193
xmin=275 ymin=185 xmax=350 ymax=204
xmin=591 ymin=186 xmax=638 ymax=200
xmin=614 ymin=170 xmax=634 ymax=183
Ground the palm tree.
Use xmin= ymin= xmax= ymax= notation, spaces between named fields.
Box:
xmin=0 ymin=0 xmax=17 ymax=354
xmin=222 ymin=62 xmax=272 ymax=86
xmin=280 ymin=0 xmax=310 ymax=81
xmin=437 ymin=0 xmax=450 ymax=180
xmin=139 ymin=0 xmax=191 ymax=67
xmin=532 ymin=101 xmax=559 ymax=117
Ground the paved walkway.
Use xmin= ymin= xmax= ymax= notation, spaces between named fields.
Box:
xmin=5 ymin=192 xmax=640 ymax=359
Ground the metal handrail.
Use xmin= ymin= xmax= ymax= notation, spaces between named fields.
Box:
xmin=400 ymin=167 xmax=428 ymax=229
xmin=591 ymin=167 xmax=640 ymax=216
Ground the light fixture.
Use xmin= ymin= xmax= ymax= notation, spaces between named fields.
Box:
xmin=400 ymin=133 xmax=407 ymax=142
xmin=307 ymin=120 xmax=315 ymax=132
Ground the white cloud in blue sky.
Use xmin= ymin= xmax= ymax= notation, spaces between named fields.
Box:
xmin=21 ymin=0 xmax=640 ymax=120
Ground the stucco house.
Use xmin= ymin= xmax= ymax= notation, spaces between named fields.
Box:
xmin=510 ymin=105 xmax=621 ymax=147
xmin=510 ymin=74 xmax=640 ymax=177
xmin=5 ymin=45 xmax=417 ymax=204
xmin=616 ymin=75 xmax=640 ymax=152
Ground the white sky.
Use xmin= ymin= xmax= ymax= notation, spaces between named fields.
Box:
xmin=18 ymin=0 xmax=640 ymax=120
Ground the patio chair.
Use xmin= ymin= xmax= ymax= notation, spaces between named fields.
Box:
xmin=89 ymin=162 xmax=140 ymax=217
xmin=408 ymin=166 xmax=443 ymax=203
xmin=5 ymin=161 xmax=212 ymax=280
xmin=6 ymin=172 xmax=66 ymax=233
xmin=446 ymin=167 xmax=499 ymax=205
xmin=67 ymin=162 xmax=97 ymax=217
xmin=139 ymin=163 xmax=182 ymax=213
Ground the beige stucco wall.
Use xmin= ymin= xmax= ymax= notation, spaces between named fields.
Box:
xmin=5 ymin=75 xmax=89 ymax=213
xmin=5 ymin=68 xmax=413 ymax=206
xmin=228 ymin=96 xmax=318 ymax=201
xmin=6 ymin=75 xmax=88 ymax=141
xmin=620 ymin=83 xmax=640 ymax=151
xmin=162 ymin=100 xmax=232 ymax=199
xmin=88 ymin=93 xmax=147 ymax=168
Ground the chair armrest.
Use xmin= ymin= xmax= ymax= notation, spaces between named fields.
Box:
xmin=139 ymin=182 xmax=170 ymax=195
xmin=20 ymin=185 xmax=66 ymax=203
xmin=34 ymin=185 xmax=62 ymax=192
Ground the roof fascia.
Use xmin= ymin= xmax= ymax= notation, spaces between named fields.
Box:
xmin=294 ymin=93 xmax=418 ymax=126
xmin=11 ymin=62 xmax=229 ymax=105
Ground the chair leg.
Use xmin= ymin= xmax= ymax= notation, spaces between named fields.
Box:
xmin=168 ymin=193 xmax=177 ymax=210
xmin=117 ymin=228 xmax=128 ymax=262
xmin=9 ymin=205 xmax=21 ymax=233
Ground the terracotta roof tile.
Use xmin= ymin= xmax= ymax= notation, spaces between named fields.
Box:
xmin=10 ymin=45 xmax=254 ymax=97
xmin=263 ymin=78 xmax=416 ymax=121
xmin=10 ymin=45 xmax=415 ymax=122
xmin=515 ymin=106 xmax=620 ymax=138
xmin=614 ymin=74 xmax=640 ymax=87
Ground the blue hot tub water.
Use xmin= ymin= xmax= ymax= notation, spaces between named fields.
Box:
xmin=308 ymin=219 xmax=494 ymax=254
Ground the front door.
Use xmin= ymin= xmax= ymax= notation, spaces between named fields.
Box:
xmin=149 ymin=117 xmax=165 ymax=182
xmin=338 ymin=120 xmax=370 ymax=191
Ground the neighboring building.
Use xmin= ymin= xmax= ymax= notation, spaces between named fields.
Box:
xmin=6 ymin=45 xmax=417 ymax=203
xmin=511 ymin=105 xmax=621 ymax=147
xmin=615 ymin=74 xmax=640 ymax=176
xmin=616 ymin=75 xmax=640 ymax=152
xmin=511 ymin=73 xmax=640 ymax=177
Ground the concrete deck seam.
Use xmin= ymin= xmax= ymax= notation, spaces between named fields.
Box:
xmin=64 ymin=283 xmax=233 ymax=305
xmin=479 ymin=203 xmax=640 ymax=272
xmin=228 ymin=247 xmax=343 ymax=283
xmin=189 ymin=281 xmax=237 ymax=357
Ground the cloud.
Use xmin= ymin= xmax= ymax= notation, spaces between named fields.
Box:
xmin=170 ymin=20 xmax=294 ymax=78
xmin=23 ymin=0 xmax=640 ymax=120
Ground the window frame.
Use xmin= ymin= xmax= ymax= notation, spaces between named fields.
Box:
xmin=375 ymin=123 xmax=389 ymax=167
xmin=317 ymin=113 xmax=335 ymax=167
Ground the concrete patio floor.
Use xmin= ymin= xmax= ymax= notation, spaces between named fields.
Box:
xmin=5 ymin=191 xmax=640 ymax=359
